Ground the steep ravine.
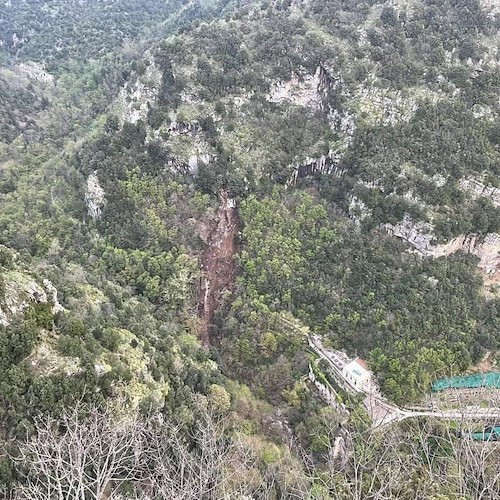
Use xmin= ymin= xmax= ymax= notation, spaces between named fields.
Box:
xmin=197 ymin=190 xmax=239 ymax=346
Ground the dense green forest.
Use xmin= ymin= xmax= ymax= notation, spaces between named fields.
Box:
xmin=1 ymin=0 xmax=500 ymax=497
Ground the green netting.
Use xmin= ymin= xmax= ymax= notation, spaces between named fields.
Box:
xmin=432 ymin=372 xmax=500 ymax=392
xmin=470 ymin=426 xmax=500 ymax=442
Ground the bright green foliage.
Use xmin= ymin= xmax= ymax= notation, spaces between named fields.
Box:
xmin=233 ymin=189 xmax=498 ymax=403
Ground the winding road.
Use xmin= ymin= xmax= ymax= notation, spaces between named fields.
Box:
xmin=308 ymin=335 xmax=500 ymax=427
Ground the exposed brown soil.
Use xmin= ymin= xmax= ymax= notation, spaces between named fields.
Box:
xmin=197 ymin=190 xmax=239 ymax=346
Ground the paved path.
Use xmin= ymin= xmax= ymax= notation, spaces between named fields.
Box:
xmin=308 ymin=335 xmax=500 ymax=427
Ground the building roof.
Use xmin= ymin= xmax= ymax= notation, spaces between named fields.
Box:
xmin=344 ymin=360 xmax=371 ymax=380
xmin=355 ymin=358 xmax=369 ymax=371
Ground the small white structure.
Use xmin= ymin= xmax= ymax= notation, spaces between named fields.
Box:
xmin=342 ymin=359 xmax=371 ymax=392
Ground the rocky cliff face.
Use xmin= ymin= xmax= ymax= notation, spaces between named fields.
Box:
xmin=287 ymin=150 xmax=347 ymax=185
xmin=350 ymin=84 xmax=421 ymax=127
xmin=267 ymin=68 xmax=323 ymax=109
xmin=277 ymin=65 xmax=354 ymax=185
xmin=385 ymin=215 xmax=500 ymax=282
xmin=116 ymin=57 xmax=215 ymax=177
xmin=267 ymin=64 xmax=343 ymax=112
xmin=0 ymin=272 xmax=64 ymax=326
xmin=118 ymin=59 xmax=162 ymax=125
xmin=17 ymin=62 xmax=54 ymax=85
xmin=162 ymin=121 xmax=212 ymax=175
xmin=460 ymin=177 xmax=500 ymax=207
xmin=318 ymin=65 xmax=356 ymax=145
xmin=85 ymin=172 xmax=107 ymax=220
xmin=384 ymin=171 xmax=500 ymax=281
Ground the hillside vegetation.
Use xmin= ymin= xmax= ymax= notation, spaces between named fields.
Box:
xmin=0 ymin=0 xmax=499 ymax=497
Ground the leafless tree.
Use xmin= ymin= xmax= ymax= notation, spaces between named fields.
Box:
xmin=11 ymin=398 xmax=500 ymax=499
xmin=11 ymin=397 xmax=319 ymax=500
xmin=13 ymin=404 xmax=146 ymax=500
xmin=308 ymin=407 xmax=500 ymax=500
xmin=451 ymin=425 xmax=500 ymax=499
xmin=140 ymin=406 xmax=260 ymax=499
xmin=12 ymin=400 xmax=263 ymax=500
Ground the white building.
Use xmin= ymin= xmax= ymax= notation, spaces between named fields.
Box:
xmin=342 ymin=359 xmax=371 ymax=392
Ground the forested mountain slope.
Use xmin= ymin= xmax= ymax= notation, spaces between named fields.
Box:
xmin=0 ymin=0 xmax=499 ymax=497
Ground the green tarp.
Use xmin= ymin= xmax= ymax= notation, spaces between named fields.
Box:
xmin=432 ymin=372 xmax=500 ymax=392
